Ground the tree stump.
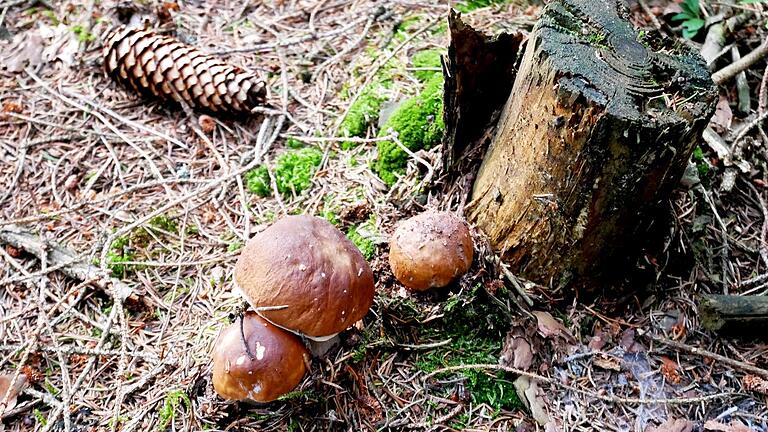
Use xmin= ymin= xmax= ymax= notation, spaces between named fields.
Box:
xmin=463 ymin=0 xmax=717 ymax=291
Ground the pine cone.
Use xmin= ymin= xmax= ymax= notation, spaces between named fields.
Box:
xmin=103 ymin=26 xmax=266 ymax=113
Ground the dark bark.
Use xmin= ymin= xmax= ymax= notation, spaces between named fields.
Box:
xmin=699 ymin=295 xmax=768 ymax=338
xmin=453 ymin=0 xmax=717 ymax=292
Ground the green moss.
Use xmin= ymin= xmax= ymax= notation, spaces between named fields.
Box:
xmin=411 ymin=50 xmax=443 ymax=82
xmin=157 ymin=389 xmax=191 ymax=431
xmin=286 ymin=137 xmax=304 ymax=149
xmin=346 ymin=219 xmax=377 ymax=260
xmin=456 ymin=0 xmax=510 ymax=12
xmin=692 ymin=146 xmax=710 ymax=177
xmin=107 ymin=235 xmax=134 ymax=278
xmin=227 ymin=242 xmax=243 ymax=252
xmin=70 ymin=25 xmax=96 ymax=43
xmin=338 ymin=81 xmax=389 ymax=149
xmin=148 ymin=215 xmax=178 ymax=233
xmin=375 ymin=74 xmax=444 ymax=185
xmin=415 ymin=285 xmax=520 ymax=413
xmin=245 ymin=147 xmax=323 ymax=197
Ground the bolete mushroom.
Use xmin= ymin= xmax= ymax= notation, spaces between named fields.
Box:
xmin=234 ymin=215 xmax=375 ymax=341
xmin=389 ymin=211 xmax=474 ymax=291
xmin=212 ymin=312 xmax=309 ymax=402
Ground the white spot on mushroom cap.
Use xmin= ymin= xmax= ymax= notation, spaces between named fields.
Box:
xmin=248 ymin=382 xmax=262 ymax=398
xmin=299 ymin=263 xmax=307 ymax=271
xmin=236 ymin=355 xmax=247 ymax=366
xmin=255 ymin=341 xmax=266 ymax=360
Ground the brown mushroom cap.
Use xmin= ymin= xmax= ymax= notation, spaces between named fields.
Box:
xmin=212 ymin=312 xmax=309 ymax=402
xmin=234 ymin=215 xmax=375 ymax=339
xmin=389 ymin=211 xmax=474 ymax=291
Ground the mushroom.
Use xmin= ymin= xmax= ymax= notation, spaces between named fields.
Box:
xmin=389 ymin=211 xmax=474 ymax=291
xmin=212 ymin=312 xmax=309 ymax=402
xmin=234 ymin=215 xmax=375 ymax=341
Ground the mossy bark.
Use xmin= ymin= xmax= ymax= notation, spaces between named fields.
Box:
xmin=462 ymin=0 xmax=717 ymax=291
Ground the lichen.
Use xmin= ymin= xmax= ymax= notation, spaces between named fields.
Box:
xmin=245 ymin=147 xmax=323 ymax=197
xmin=411 ymin=49 xmax=443 ymax=82
xmin=375 ymin=74 xmax=444 ymax=185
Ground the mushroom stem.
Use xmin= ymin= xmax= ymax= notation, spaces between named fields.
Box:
xmin=305 ymin=334 xmax=341 ymax=358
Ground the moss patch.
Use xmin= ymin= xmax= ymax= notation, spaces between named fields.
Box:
xmin=456 ymin=0 xmax=510 ymax=12
xmin=245 ymin=147 xmax=323 ymax=197
xmin=411 ymin=49 xmax=443 ymax=82
xmin=415 ymin=285 xmax=521 ymax=417
xmin=346 ymin=218 xmax=377 ymax=260
xmin=338 ymin=81 xmax=390 ymax=150
xmin=375 ymin=74 xmax=444 ymax=185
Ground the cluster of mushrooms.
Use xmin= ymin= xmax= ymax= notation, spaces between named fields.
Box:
xmin=211 ymin=211 xmax=474 ymax=402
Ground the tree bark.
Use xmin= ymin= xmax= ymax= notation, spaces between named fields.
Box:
xmin=463 ymin=0 xmax=717 ymax=291
xmin=699 ymin=295 xmax=768 ymax=338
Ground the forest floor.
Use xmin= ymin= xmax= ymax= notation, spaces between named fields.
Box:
xmin=1 ymin=0 xmax=767 ymax=431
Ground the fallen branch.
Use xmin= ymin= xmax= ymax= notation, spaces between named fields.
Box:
xmin=712 ymin=37 xmax=768 ymax=85
xmin=0 ymin=224 xmax=134 ymax=303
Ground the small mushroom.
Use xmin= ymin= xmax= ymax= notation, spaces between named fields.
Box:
xmin=234 ymin=215 xmax=375 ymax=341
xmin=212 ymin=312 xmax=309 ymax=402
xmin=389 ymin=211 xmax=474 ymax=291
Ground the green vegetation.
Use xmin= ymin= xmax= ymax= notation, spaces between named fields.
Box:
xmin=671 ymin=0 xmax=704 ymax=39
xmin=157 ymin=389 xmax=191 ymax=431
xmin=286 ymin=137 xmax=305 ymax=149
xmin=106 ymin=235 xmax=134 ymax=278
xmin=346 ymin=218 xmax=377 ymax=260
xmin=456 ymin=0 xmax=510 ymax=12
xmin=415 ymin=285 xmax=520 ymax=415
xmin=71 ymin=24 xmax=96 ymax=43
xmin=692 ymin=145 xmax=710 ymax=177
xmin=411 ymin=49 xmax=443 ymax=82
xmin=148 ymin=215 xmax=178 ymax=233
xmin=33 ymin=409 xmax=47 ymax=426
xmin=245 ymin=147 xmax=324 ymax=197
xmin=375 ymin=74 xmax=444 ymax=185
xmin=227 ymin=241 xmax=243 ymax=252
xmin=338 ymin=81 xmax=390 ymax=149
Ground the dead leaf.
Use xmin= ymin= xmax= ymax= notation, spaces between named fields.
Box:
xmin=532 ymin=311 xmax=573 ymax=340
xmin=39 ymin=24 xmax=79 ymax=68
xmin=1 ymin=24 xmax=79 ymax=73
xmin=500 ymin=335 xmax=533 ymax=370
xmin=646 ymin=418 xmax=693 ymax=432
xmin=704 ymin=420 xmax=751 ymax=432
xmin=1 ymin=31 xmax=44 ymax=72
xmin=593 ymin=355 xmax=621 ymax=371
xmin=513 ymin=376 xmax=549 ymax=425
xmin=659 ymin=356 xmax=682 ymax=384
xmin=2 ymin=102 xmax=23 ymax=113
xmin=0 ymin=373 xmax=28 ymax=415
xmin=710 ymin=97 xmax=733 ymax=133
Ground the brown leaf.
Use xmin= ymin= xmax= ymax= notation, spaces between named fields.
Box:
xmin=0 ymin=373 xmax=28 ymax=415
xmin=500 ymin=335 xmax=533 ymax=370
xmin=533 ymin=311 xmax=573 ymax=340
xmin=593 ymin=355 xmax=621 ymax=371
xmin=710 ymin=97 xmax=733 ymax=133
xmin=703 ymin=420 xmax=751 ymax=432
xmin=659 ymin=356 xmax=682 ymax=385
xmin=1 ymin=31 xmax=44 ymax=73
xmin=646 ymin=418 xmax=693 ymax=432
